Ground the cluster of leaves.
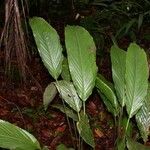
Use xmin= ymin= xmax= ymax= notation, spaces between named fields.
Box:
xmin=0 ymin=16 xmax=150 ymax=150
xmin=0 ymin=16 xmax=97 ymax=150
xmin=29 ymin=17 xmax=97 ymax=149
xmin=96 ymin=43 xmax=150 ymax=149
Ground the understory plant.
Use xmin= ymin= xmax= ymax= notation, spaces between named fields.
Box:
xmin=96 ymin=43 xmax=150 ymax=149
xmin=0 ymin=17 xmax=97 ymax=150
xmin=29 ymin=17 xmax=97 ymax=149
xmin=0 ymin=17 xmax=150 ymax=150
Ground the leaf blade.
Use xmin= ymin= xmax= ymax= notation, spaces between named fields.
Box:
xmin=136 ymin=83 xmax=150 ymax=142
xmin=55 ymin=80 xmax=82 ymax=112
xmin=29 ymin=17 xmax=63 ymax=79
xmin=125 ymin=43 xmax=149 ymax=118
xmin=111 ymin=45 xmax=126 ymax=107
xmin=127 ymin=138 xmax=150 ymax=150
xmin=96 ymin=74 xmax=119 ymax=116
xmin=65 ymin=26 xmax=97 ymax=101
xmin=0 ymin=120 xmax=41 ymax=150
xmin=52 ymin=104 xmax=78 ymax=121
xmin=77 ymin=112 xmax=95 ymax=148
xmin=43 ymin=83 xmax=57 ymax=110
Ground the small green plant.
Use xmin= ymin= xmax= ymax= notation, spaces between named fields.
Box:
xmin=29 ymin=17 xmax=97 ymax=148
xmin=0 ymin=17 xmax=97 ymax=150
xmin=29 ymin=17 xmax=150 ymax=149
xmin=96 ymin=43 xmax=150 ymax=149
xmin=0 ymin=16 xmax=150 ymax=149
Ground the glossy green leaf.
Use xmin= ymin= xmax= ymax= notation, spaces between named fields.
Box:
xmin=52 ymin=104 xmax=78 ymax=121
xmin=136 ymin=83 xmax=150 ymax=142
xmin=77 ymin=111 xmax=95 ymax=148
xmin=111 ymin=45 xmax=126 ymax=107
xmin=96 ymin=74 xmax=119 ymax=116
xmin=0 ymin=120 xmax=41 ymax=150
xmin=55 ymin=80 xmax=82 ymax=112
xmin=127 ymin=138 xmax=150 ymax=150
xmin=43 ymin=82 xmax=57 ymax=110
xmin=65 ymin=25 xmax=97 ymax=101
xmin=61 ymin=58 xmax=71 ymax=81
xmin=29 ymin=17 xmax=63 ymax=80
xmin=125 ymin=43 xmax=149 ymax=118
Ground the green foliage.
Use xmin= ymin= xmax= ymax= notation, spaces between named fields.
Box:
xmin=43 ymin=82 xmax=57 ymax=110
xmin=110 ymin=45 xmax=126 ymax=107
xmin=127 ymin=138 xmax=150 ymax=150
xmin=55 ymin=80 xmax=82 ymax=112
xmin=96 ymin=43 xmax=149 ymax=149
xmin=77 ymin=111 xmax=95 ymax=148
xmin=80 ymin=0 xmax=150 ymax=49
xmin=0 ymin=120 xmax=41 ymax=150
xmin=136 ymin=83 xmax=150 ymax=142
xmin=29 ymin=18 xmax=96 ymax=148
xmin=125 ymin=43 xmax=149 ymax=118
xmin=96 ymin=74 xmax=119 ymax=116
xmin=52 ymin=104 xmax=78 ymax=121
xmin=29 ymin=17 xmax=150 ymax=149
xmin=29 ymin=17 xmax=63 ymax=80
xmin=65 ymin=25 xmax=97 ymax=101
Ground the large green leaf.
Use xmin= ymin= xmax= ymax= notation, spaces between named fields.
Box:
xmin=127 ymin=138 xmax=150 ymax=150
xmin=0 ymin=120 xmax=41 ymax=150
xmin=77 ymin=111 xmax=95 ymax=148
xmin=55 ymin=80 xmax=82 ymax=112
xmin=52 ymin=104 xmax=78 ymax=121
xmin=125 ymin=43 xmax=149 ymax=118
xmin=29 ymin=17 xmax=63 ymax=80
xmin=136 ymin=83 xmax=150 ymax=142
xmin=96 ymin=74 xmax=119 ymax=116
xmin=43 ymin=82 xmax=57 ymax=110
xmin=111 ymin=45 xmax=126 ymax=107
xmin=65 ymin=26 xmax=97 ymax=101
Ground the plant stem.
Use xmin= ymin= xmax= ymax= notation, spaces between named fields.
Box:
xmin=77 ymin=111 xmax=80 ymax=121
xmin=55 ymin=79 xmax=76 ymax=148
xmin=125 ymin=117 xmax=130 ymax=137
xmin=118 ymin=106 xmax=124 ymax=137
